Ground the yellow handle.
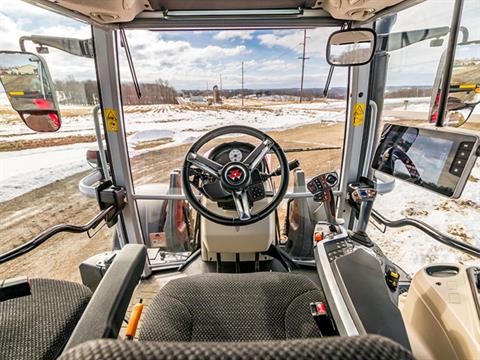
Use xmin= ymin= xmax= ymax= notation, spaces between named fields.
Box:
xmin=125 ymin=302 xmax=144 ymax=339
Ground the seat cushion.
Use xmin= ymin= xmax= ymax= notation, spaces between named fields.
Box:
xmin=139 ymin=272 xmax=325 ymax=342
xmin=0 ymin=278 xmax=92 ymax=360
xmin=58 ymin=335 xmax=415 ymax=360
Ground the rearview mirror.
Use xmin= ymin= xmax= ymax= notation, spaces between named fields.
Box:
xmin=326 ymin=29 xmax=376 ymax=66
xmin=0 ymin=51 xmax=61 ymax=132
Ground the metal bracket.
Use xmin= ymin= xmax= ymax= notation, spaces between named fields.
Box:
xmin=96 ymin=181 xmax=127 ymax=227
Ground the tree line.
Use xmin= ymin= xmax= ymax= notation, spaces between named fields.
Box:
xmin=54 ymin=76 xmax=178 ymax=105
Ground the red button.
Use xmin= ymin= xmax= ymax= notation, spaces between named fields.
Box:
xmin=316 ymin=302 xmax=327 ymax=315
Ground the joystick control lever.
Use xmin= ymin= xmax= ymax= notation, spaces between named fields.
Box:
xmin=348 ymin=179 xmax=377 ymax=246
xmin=307 ymin=172 xmax=338 ymax=230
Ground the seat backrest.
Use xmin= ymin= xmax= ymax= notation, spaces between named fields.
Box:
xmin=58 ymin=335 xmax=415 ymax=360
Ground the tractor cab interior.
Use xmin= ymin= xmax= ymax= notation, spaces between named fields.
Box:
xmin=1 ymin=1 xmax=480 ymax=359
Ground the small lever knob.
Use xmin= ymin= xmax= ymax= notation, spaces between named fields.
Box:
xmin=307 ymin=172 xmax=339 ymax=229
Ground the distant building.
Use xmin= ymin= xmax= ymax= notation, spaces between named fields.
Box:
xmin=190 ymin=95 xmax=205 ymax=103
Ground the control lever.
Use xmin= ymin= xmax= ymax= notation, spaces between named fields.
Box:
xmin=307 ymin=172 xmax=338 ymax=231
xmin=268 ymin=159 xmax=300 ymax=177
xmin=348 ymin=179 xmax=377 ymax=246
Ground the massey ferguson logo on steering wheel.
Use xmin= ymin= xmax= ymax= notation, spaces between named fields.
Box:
xmin=227 ymin=168 xmax=243 ymax=182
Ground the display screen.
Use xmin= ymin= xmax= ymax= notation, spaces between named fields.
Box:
xmin=372 ymin=124 xmax=478 ymax=197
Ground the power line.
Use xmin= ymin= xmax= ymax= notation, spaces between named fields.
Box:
xmin=241 ymin=61 xmax=245 ymax=107
xmin=299 ymin=29 xmax=310 ymax=103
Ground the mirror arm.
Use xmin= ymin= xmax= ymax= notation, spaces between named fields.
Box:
xmin=19 ymin=35 xmax=94 ymax=58
xmin=0 ymin=205 xmax=116 ymax=265
xmin=436 ymin=0 xmax=465 ymax=127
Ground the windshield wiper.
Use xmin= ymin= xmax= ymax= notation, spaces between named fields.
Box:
xmin=120 ymin=28 xmax=141 ymax=99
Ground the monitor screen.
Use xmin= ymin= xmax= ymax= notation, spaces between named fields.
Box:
xmin=372 ymin=124 xmax=478 ymax=198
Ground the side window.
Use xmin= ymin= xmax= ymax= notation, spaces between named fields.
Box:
xmin=371 ymin=0 xmax=480 ymax=274
xmin=0 ymin=4 xmax=113 ymax=281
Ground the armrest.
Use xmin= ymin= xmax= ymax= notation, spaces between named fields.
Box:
xmin=64 ymin=244 xmax=147 ymax=351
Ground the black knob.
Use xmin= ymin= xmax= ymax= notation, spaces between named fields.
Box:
xmin=326 ymin=174 xmax=337 ymax=186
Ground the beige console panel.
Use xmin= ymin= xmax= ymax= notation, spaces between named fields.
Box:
xmin=401 ymin=264 xmax=480 ymax=360
xmin=200 ymin=198 xmax=275 ymax=262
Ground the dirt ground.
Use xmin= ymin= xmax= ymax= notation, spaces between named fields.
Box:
xmin=0 ymin=121 xmax=345 ymax=282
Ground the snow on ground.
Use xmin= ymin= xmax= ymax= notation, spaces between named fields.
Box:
xmin=371 ymin=161 xmax=480 ymax=275
xmin=0 ymin=143 xmax=92 ymax=202
xmin=0 ymin=101 xmax=345 ymax=202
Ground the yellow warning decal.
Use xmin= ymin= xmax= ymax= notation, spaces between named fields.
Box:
xmin=105 ymin=108 xmax=119 ymax=132
xmin=8 ymin=91 xmax=24 ymax=96
xmin=353 ymin=103 xmax=365 ymax=127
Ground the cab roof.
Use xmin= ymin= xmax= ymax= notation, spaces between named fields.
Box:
xmin=22 ymin=0 xmax=424 ymax=28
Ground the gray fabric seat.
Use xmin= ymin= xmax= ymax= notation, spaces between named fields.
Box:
xmin=139 ymin=272 xmax=325 ymax=342
xmin=0 ymin=278 xmax=92 ymax=360
xmin=58 ymin=335 xmax=415 ymax=360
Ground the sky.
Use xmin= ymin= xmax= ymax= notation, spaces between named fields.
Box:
xmin=0 ymin=0 xmax=479 ymax=91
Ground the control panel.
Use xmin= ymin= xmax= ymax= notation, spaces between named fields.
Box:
xmin=307 ymin=172 xmax=339 ymax=229
xmin=307 ymin=172 xmax=338 ymax=201
xmin=324 ymin=237 xmax=354 ymax=262
xmin=247 ymin=169 xmax=266 ymax=202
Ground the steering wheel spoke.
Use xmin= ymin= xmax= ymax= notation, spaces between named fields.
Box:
xmin=187 ymin=152 xmax=222 ymax=179
xmin=231 ymin=190 xmax=251 ymax=221
xmin=243 ymin=139 xmax=272 ymax=170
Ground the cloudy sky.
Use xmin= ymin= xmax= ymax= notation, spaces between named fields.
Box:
xmin=0 ymin=0 xmax=478 ymax=91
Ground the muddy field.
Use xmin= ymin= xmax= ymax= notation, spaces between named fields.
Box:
xmin=0 ymin=121 xmax=345 ymax=282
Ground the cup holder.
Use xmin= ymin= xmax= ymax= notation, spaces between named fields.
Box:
xmin=425 ymin=265 xmax=459 ymax=278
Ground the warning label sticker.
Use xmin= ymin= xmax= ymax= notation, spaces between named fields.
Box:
xmin=105 ymin=108 xmax=119 ymax=132
xmin=353 ymin=103 xmax=365 ymax=127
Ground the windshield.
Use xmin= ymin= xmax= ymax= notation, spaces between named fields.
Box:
xmin=119 ymin=29 xmax=347 ymax=265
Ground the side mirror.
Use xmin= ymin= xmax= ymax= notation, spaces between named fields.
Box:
xmin=326 ymin=29 xmax=377 ymax=66
xmin=0 ymin=51 xmax=61 ymax=132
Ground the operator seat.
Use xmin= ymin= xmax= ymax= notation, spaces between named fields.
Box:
xmin=139 ymin=272 xmax=324 ymax=342
xmin=0 ymin=278 xmax=91 ymax=360
xmin=57 ymin=272 xmax=414 ymax=360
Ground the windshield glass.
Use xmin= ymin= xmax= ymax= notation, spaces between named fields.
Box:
xmin=119 ymin=29 xmax=347 ymax=264
xmin=371 ymin=0 xmax=480 ymax=275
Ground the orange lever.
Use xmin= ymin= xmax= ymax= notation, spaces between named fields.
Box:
xmin=125 ymin=300 xmax=144 ymax=340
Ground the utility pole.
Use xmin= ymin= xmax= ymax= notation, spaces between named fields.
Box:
xmin=241 ymin=61 xmax=244 ymax=107
xmin=299 ymin=29 xmax=309 ymax=103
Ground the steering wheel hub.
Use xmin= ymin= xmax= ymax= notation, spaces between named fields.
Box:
xmin=222 ymin=162 xmax=250 ymax=189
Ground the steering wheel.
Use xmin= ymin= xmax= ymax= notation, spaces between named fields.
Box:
xmin=182 ymin=125 xmax=289 ymax=226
